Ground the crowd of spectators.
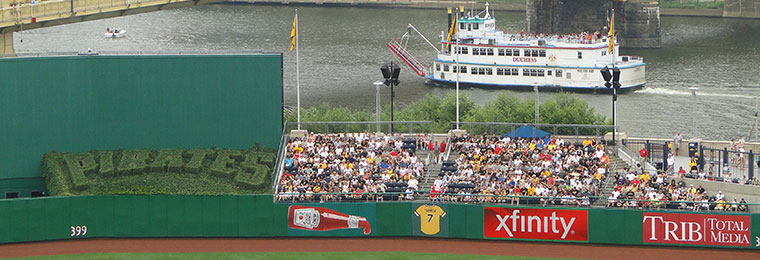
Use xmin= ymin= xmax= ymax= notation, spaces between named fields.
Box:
xmin=607 ymin=168 xmax=748 ymax=212
xmin=276 ymin=132 xmax=426 ymax=202
xmin=430 ymin=135 xmax=608 ymax=206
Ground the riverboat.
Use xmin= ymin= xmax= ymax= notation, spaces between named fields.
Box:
xmin=387 ymin=3 xmax=645 ymax=93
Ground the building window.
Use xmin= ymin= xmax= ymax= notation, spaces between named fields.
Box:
xmin=556 ymin=70 xmax=562 ymax=77
xmin=577 ymin=51 xmax=582 ymax=59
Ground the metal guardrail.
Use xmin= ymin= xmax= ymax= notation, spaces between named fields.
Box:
xmin=271 ymin=121 xmax=290 ymax=197
xmin=285 ymin=121 xmax=433 ymax=134
xmin=449 ymin=122 xmax=614 ymax=143
xmin=272 ymin=192 xmax=755 ymax=212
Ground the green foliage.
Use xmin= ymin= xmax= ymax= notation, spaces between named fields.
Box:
xmin=210 ymin=150 xmax=242 ymax=178
xmin=289 ymin=92 xmax=609 ymax=134
xmin=116 ymin=150 xmax=150 ymax=176
xmin=41 ymin=147 xmax=275 ymax=196
xmin=150 ymin=149 xmax=185 ymax=173
xmin=63 ymin=153 xmax=96 ymax=191
xmin=41 ymin=152 xmax=71 ymax=196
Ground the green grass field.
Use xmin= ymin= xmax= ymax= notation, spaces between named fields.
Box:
xmin=13 ymin=252 xmax=583 ymax=260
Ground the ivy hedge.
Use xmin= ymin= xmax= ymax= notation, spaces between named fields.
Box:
xmin=42 ymin=147 xmax=276 ymax=195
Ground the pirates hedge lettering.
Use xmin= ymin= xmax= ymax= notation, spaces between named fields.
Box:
xmin=42 ymin=148 xmax=275 ymax=195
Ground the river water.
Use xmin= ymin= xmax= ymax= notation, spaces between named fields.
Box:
xmin=14 ymin=4 xmax=760 ymax=140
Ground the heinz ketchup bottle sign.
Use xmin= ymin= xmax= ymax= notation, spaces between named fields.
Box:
xmin=287 ymin=204 xmax=376 ymax=236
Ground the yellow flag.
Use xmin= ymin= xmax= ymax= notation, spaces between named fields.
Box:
xmin=446 ymin=15 xmax=457 ymax=50
xmin=290 ymin=15 xmax=297 ymax=52
xmin=608 ymin=12 xmax=614 ymax=53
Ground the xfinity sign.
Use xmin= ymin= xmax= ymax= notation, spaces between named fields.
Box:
xmin=484 ymin=207 xmax=588 ymax=241
xmin=642 ymin=212 xmax=751 ymax=247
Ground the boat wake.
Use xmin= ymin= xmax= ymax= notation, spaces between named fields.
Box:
xmin=635 ymin=87 xmax=754 ymax=99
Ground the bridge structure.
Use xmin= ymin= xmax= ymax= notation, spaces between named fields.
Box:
xmin=0 ymin=0 xmax=224 ymax=55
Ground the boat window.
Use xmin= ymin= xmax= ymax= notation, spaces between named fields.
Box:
xmin=539 ymin=50 xmax=546 ymax=57
xmin=547 ymin=70 xmax=552 ymax=76
xmin=531 ymin=50 xmax=539 ymax=57
xmin=577 ymin=51 xmax=582 ymax=59
xmin=487 ymin=48 xmax=494 ymax=56
xmin=566 ymin=72 xmax=571 ymax=79
xmin=488 ymin=39 xmax=495 ymax=45
xmin=436 ymin=64 xmax=440 ymax=71
xmin=524 ymin=50 xmax=530 ymax=56
xmin=486 ymin=68 xmax=492 ymax=75
xmin=471 ymin=67 xmax=478 ymax=75
xmin=538 ymin=69 xmax=545 ymax=77
xmin=468 ymin=24 xmax=472 ymax=31
xmin=511 ymin=68 xmax=519 ymax=75
xmin=444 ymin=64 xmax=449 ymax=72
xmin=602 ymin=51 xmax=606 ymax=56
xmin=460 ymin=22 xmax=466 ymax=30
xmin=473 ymin=23 xmax=479 ymax=30
xmin=522 ymin=69 xmax=528 ymax=76
xmin=498 ymin=49 xmax=506 ymax=56
xmin=556 ymin=70 xmax=562 ymax=77
xmin=460 ymin=66 xmax=467 ymax=73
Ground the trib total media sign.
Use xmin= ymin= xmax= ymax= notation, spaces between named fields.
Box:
xmin=484 ymin=207 xmax=588 ymax=241
xmin=643 ymin=212 xmax=751 ymax=247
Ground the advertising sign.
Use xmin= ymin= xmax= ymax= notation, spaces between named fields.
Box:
xmin=288 ymin=205 xmax=372 ymax=235
xmin=643 ymin=212 xmax=751 ymax=247
xmin=413 ymin=204 xmax=448 ymax=236
xmin=484 ymin=207 xmax=588 ymax=241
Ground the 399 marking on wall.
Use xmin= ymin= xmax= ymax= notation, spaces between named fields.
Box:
xmin=70 ymin=226 xmax=87 ymax=237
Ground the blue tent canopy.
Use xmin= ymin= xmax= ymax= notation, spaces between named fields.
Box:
xmin=504 ymin=125 xmax=550 ymax=139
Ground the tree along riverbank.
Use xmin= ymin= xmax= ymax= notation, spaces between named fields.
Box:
xmin=285 ymin=92 xmax=610 ymax=134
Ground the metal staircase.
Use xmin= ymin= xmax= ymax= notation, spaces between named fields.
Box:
xmin=387 ymin=39 xmax=427 ymax=77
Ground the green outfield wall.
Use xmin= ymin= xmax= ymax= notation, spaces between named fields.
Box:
xmin=0 ymin=54 xmax=284 ymax=197
xmin=0 ymin=195 xmax=758 ymax=250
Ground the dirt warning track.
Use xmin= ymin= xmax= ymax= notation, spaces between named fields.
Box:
xmin=1 ymin=238 xmax=759 ymax=259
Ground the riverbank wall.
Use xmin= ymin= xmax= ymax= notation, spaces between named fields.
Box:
xmin=226 ymin=0 xmax=739 ymax=18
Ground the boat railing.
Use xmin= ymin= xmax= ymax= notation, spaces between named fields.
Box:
xmin=387 ymin=39 xmax=428 ymax=77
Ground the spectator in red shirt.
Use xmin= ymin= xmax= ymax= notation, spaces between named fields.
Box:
xmin=437 ymin=141 xmax=447 ymax=164
xmin=639 ymin=148 xmax=648 ymax=167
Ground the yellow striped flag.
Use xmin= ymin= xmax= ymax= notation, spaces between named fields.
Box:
xmin=608 ymin=12 xmax=614 ymax=53
xmin=446 ymin=14 xmax=457 ymax=49
xmin=290 ymin=14 xmax=297 ymax=52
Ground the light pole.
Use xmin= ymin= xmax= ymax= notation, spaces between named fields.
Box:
xmin=601 ymin=66 xmax=620 ymax=146
xmin=533 ymin=84 xmax=539 ymax=137
xmin=455 ymin=9 xmax=460 ymax=130
xmin=373 ymin=81 xmax=384 ymax=133
xmin=381 ymin=62 xmax=400 ymax=132
xmin=689 ymin=87 xmax=698 ymax=139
